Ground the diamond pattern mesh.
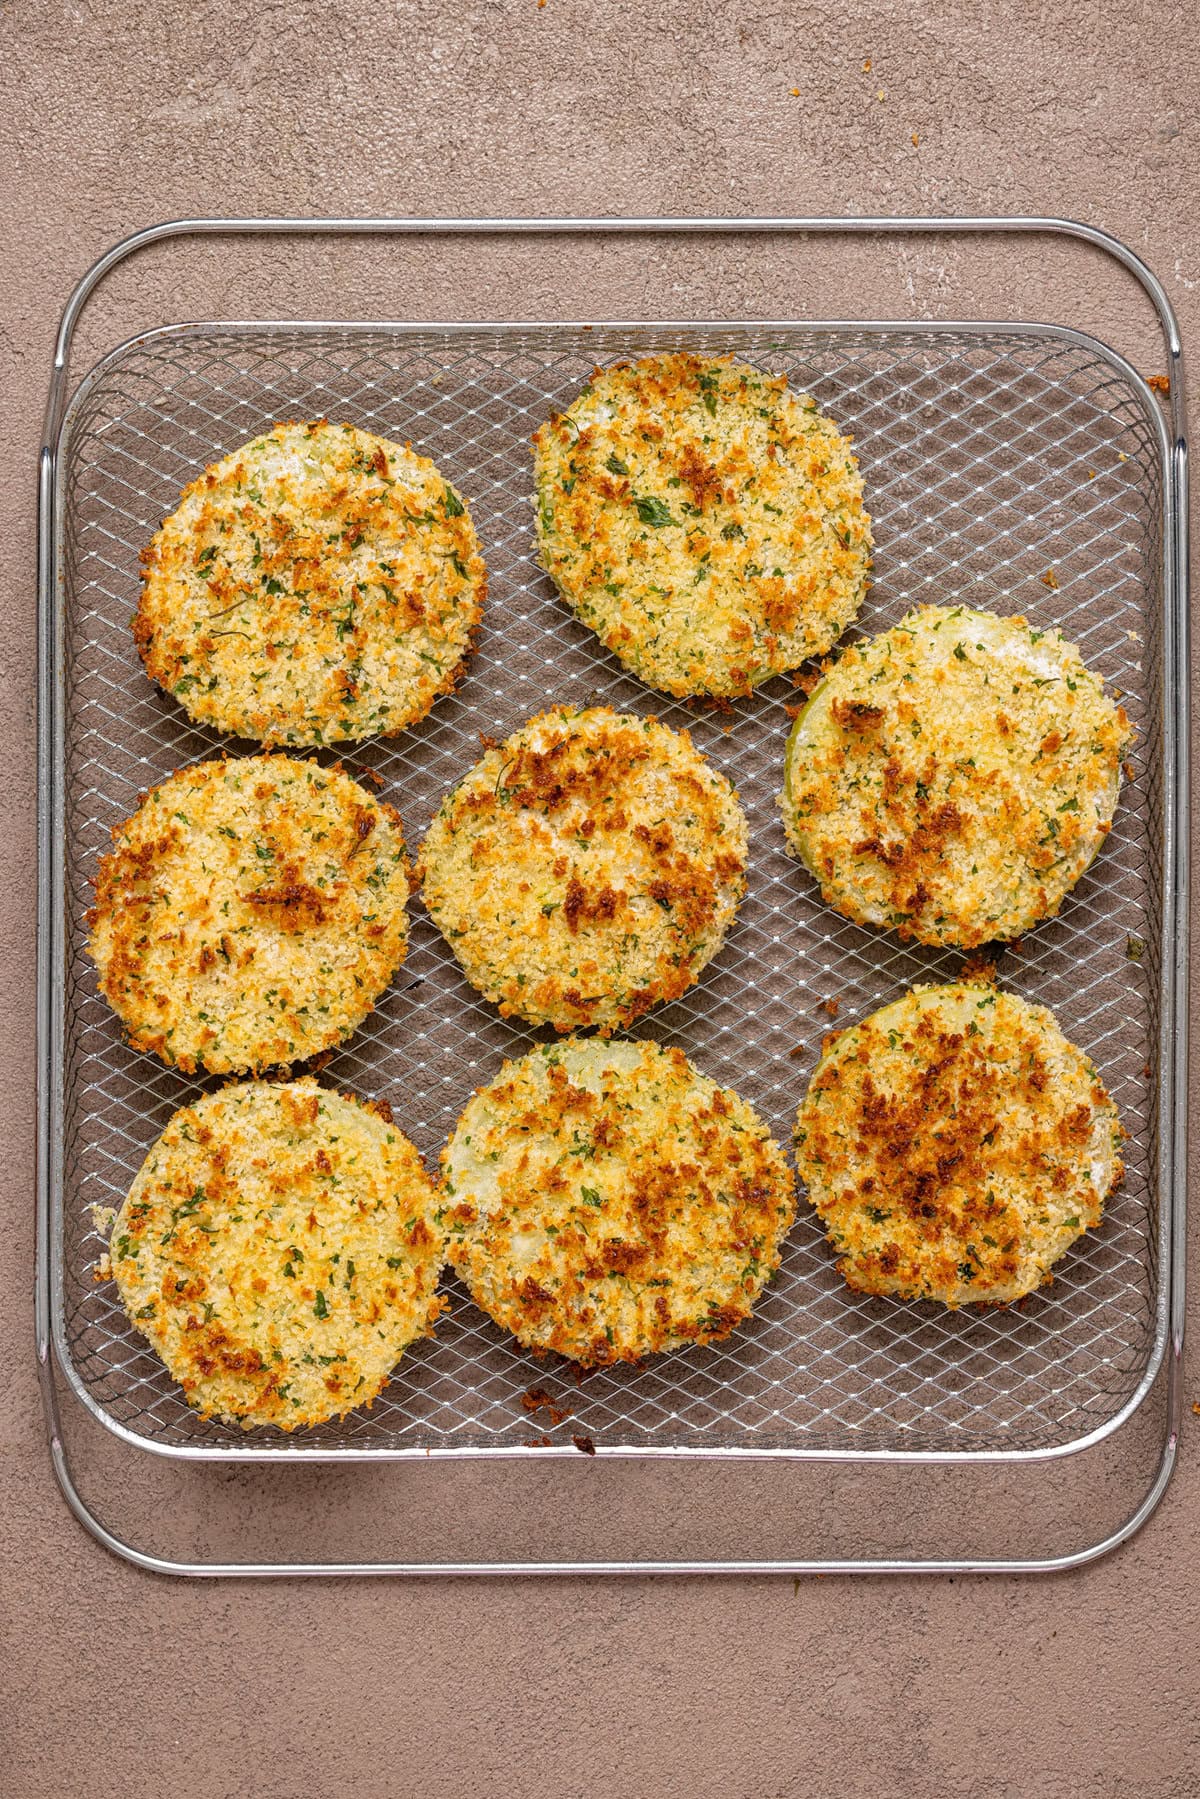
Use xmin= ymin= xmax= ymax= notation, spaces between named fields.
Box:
xmin=53 ymin=323 xmax=1166 ymax=1458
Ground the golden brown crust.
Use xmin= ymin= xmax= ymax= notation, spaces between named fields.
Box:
xmin=533 ymin=353 xmax=871 ymax=697
xmin=417 ymin=707 xmax=748 ymax=1032
xmin=88 ymin=755 xmax=410 ymax=1074
xmin=107 ymin=1079 xmax=448 ymax=1430
xmin=442 ymin=1038 xmax=796 ymax=1365
xmin=781 ymin=606 xmax=1132 ymax=947
xmin=794 ymin=980 xmax=1124 ymax=1306
xmin=135 ymin=419 xmax=485 ymax=744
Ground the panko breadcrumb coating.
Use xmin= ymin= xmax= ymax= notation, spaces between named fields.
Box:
xmin=88 ymin=755 xmax=411 ymax=1074
xmin=533 ymin=353 xmax=872 ymax=696
xmin=106 ymin=1079 xmax=447 ymax=1430
xmin=442 ymin=1038 xmax=796 ymax=1365
xmin=780 ymin=605 xmax=1131 ymax=947
xmin=794 ymin=980 xmax=1124 ymax=1307
xmin=134 ymin=419 xmax=485 ymax=744
xmin=417 ymin=706 xmax=748 ymax=1033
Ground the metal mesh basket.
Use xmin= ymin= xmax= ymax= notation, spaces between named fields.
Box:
xmin=53 ymin=319 xmax=1167 ymax=1462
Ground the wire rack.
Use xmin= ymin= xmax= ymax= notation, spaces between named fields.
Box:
xmin=53 ymin=317 xmax=1168 ymax=1463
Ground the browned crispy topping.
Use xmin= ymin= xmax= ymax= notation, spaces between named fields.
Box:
xmin=134 ymin=420 xmax=485 ymax=746
xmin=533 ymin=353 xmax=871 ymax=697
xmin=782 ymin=607 xmax=1131 ymax=949
xmin=418 ymin=708 xmax=747 ymax=1033
xmin=106 ymin=1079 xmax=448 ymax=1430
xmin=443 ymin=1039 xmax=795 ymax=1366
xmin=87 ymin=755 xmax=410 ymax=1075
xmin=795 ymin=983 xmax=1124 ymax=1307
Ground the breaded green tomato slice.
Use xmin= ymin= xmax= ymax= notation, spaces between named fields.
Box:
xmin=87 ymin=754 xmax=411 ymax=1075
xmin=106 ymin=1079 xmax=448 ymax=1430
xmin=135 ymin=419 xmax=485 ymax=745
xmin=418 ymin=707 xmax=748 ymax=1033
xmin=794 ymin=981 xmax=1124 ymax=1307
xmin=780 ymin=605 xmax=1131 ymax=947
xmin=442 ymin=1038 xmax=796 ymax=1365
xmin=533 ymin=353 xmax=872 ymax=696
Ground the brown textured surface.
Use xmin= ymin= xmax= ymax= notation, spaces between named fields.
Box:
xmin=3 ymin=4 xmax=1199 ymax=1795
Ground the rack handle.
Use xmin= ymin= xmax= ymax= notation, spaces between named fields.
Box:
xmin=42 ymin=214 xmax=1188 ymax=451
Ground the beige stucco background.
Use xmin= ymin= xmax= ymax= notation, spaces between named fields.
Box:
xmin=4 ymin=3 xmax=1200 ymax=1794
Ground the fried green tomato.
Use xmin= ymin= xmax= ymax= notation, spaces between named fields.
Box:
xmin=135 ymin=419 xmax=485 ymax=744
xmin=106 ymin=1079 xmax=447 ymax=1430
xmin=442 ymin=1038 xmax=796 ymax=1365
xmin=533 ymin=353 xmax=871 ymax=696
xmin=417 ymin=707 xmax=748 ymax=1033
xmin=88 ymin=755 xmax=411 ymax=1074
xmin=794 ymin=980 xmax=1124 ymax=1307
xmin=781 ymin=605 xmax=1131 ymax=947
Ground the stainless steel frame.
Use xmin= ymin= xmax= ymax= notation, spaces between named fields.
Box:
xmin=36 ymin=216 xmax=1190 ymax=1576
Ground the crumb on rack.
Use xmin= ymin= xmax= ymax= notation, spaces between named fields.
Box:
xmin=1040 ymin=568 xmax=1060 ymax=590
xmin=521 ymin=1384 xmax=573 ymax=1426
xmin=817 ymin=997 xmax=840 ymax=1018
xmin=572 ymin=1434 xmax=597 ymax=1455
